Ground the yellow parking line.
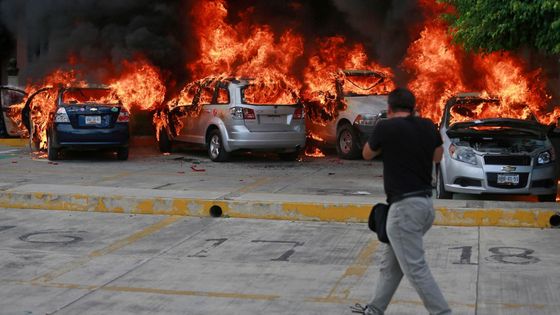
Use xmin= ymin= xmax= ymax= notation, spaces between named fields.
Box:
xmin=32 ymin=216 xmax=181 ymax=283
xmin=102 ymin=285 xmax=279 ymax=301
xmin=4 ymin=279 xmax=482 ymax=308
xmin=233 ymin=177 xmax=272 ymax=195
xmin=0 ymin=139 xmax=27 ymax=147
xmin=321 ymin=238 xmax=379 ymax=301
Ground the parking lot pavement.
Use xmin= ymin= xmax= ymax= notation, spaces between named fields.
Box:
xmin=0 ymin=140 xmax=559 ymax=228
xmin=0 ymin=208 xmax=559 ymax=315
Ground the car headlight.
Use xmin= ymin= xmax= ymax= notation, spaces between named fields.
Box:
xmin=449 ymin=144 xmax=477 ymax=165
xmin=354 ymin=114 xmax=378 ymax=126
xmin=537 ymin=150 xmax=555 ymax=165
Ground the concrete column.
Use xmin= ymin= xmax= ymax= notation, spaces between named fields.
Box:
xmin=6 ymin=58 xmax=19 ymax=87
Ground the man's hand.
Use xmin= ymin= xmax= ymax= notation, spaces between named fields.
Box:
xmin=433 ymin=146 xmax=443 ymax=163
xmin=363 ymin=142 xmax=381 ymax=160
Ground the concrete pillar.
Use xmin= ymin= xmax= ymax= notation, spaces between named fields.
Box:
xmin=6 ymin=58 xmax=19 ymax=87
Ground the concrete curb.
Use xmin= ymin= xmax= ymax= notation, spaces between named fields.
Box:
xmin=0 ymin=138 xmax=27 ymax=147
xmin=0 ymin=188 xmax=558 ymax=228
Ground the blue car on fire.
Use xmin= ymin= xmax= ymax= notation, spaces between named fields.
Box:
xmin=23 ymin=86 xmax=130 ymax=161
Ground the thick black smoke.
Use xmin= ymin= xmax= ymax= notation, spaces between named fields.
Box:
xmin=0 ymin=0 xmax=424 ymax=85
xmin=0 ymin=0 xmax=191 ymax=84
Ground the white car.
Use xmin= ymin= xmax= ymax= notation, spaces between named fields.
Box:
xmin=307 ymin=70 xmax=388 ymax=159
xmin=436 ymin=92 xmax=558 ymax=201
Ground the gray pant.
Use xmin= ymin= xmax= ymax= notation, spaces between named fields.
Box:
xmin=367 ymin=197 xmax=451 ymax=315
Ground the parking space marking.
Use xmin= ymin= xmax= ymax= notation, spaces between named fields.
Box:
xmin=221 ymin=177 xmax=273 ymax=199
xmin=4 ymin=279 xmax=482 ymax=309
xmin=322 ymin=238 xmax=379 ymax=301
xmin=31 ymin=216 xmax=181 ymax=283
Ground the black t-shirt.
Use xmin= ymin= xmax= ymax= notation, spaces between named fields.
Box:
xmin=368 ymin=116 xmax=443 ymax=201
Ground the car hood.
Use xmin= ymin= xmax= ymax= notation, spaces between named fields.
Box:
xmin=446 ymin=118 xmax=549 ymax=155
xmin=344 ymin=95 xmax=388 ymax=115
xmin=447 ymin=118 xmax=547 ymax=138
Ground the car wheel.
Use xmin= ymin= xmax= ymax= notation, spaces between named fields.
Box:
xmin=336 ymin=123 xmax=361 ymax=159
xmin=47 ymin=134 xmax=59 ymax=161
xmin=538 ymin=194 xmax=557 ymax=202
xmin=158 ymin=129 xmax=173 ymax=153
xmin=117 ymin=147 xmax=129 ymax=161
xmin=436 ymin=166 xmax=453 ymax=199
xmin=278 ymin=151 xmax=300 ymax=161
xmin=208 ymin=129 xmax=230 ymax=162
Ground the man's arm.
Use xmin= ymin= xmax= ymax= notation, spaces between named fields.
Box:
xmin=363 ymin=142 xmax=382 ymax=160
xmin=433 ymin=146 xmax=443 ymax=163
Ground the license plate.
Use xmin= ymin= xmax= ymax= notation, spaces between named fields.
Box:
xmin=261 ymin=115 xmax=284 ymax=124
xmin=497 ymin=174 xmax=519 ymax=185
xmin=85 ymin=116 xmax=101 ymax=125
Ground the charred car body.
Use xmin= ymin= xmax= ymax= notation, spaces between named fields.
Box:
xmin=307 ymin=70 xmax=388 ymax=159
xmin=158 ymin=78 xmax=306 ymax=162
xmin=23 ymin=86 xmax=130 ymax=161
xmin=0 ymin=86 xmax=27 ymax=137
xmin=436 ymin=93 xmax=557 ymax=201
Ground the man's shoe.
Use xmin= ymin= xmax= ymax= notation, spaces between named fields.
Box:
xmin=350 ymin=303 xmax=376 ymax=314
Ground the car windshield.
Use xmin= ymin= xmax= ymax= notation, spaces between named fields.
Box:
xmin=342 ymin=74 xmax=388 ymax=97
xmin=62 ymin=88 xmax=119 ymax=105
xmin=448 ymin=99 xmax=535 ymax=126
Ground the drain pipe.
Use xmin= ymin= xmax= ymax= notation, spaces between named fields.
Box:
xmin=550 ymin=212 xmax=560 ymax=228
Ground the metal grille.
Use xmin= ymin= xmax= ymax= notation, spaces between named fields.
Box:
xmin=484 ymin=155 xmax=531 ymax=166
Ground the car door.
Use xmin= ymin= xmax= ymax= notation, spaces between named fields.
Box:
xmin=0 ymin=87 xmax=27 ymax=137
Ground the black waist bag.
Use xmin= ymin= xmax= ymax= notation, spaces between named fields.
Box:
xmin=368 ymin=203 xmax=390 ymax=244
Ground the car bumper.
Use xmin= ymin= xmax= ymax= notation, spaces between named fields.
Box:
xmin=443 ymin=159 xmax=557 ymax=195
xmin=224 ymin=127 xmax=306 ymax=152
xmin=52 ymin=123 xmax=129 ymax=149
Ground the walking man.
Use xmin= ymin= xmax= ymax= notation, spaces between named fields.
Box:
xmin=359 ymin=88 xmax=451 ymax=314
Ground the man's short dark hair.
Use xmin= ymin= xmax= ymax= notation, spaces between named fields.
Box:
xmin=388 ymin=88 xmax=415 ymax=112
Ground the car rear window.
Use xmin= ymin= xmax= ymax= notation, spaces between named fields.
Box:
xmin=62 ymin=88 xmax=119 ymax=105
xmin=241 ymin=85 xmax=297 ymax=105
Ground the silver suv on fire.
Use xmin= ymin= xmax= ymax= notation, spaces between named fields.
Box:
xmin=157 ymin=78 xmax=306 ymax=162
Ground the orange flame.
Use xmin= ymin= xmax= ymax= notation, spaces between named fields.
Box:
xmin=305 ymin=147 xmax=325 ymax=158
xmin=404 ymin=2 xmax=556 ymax=125
xmin=110 ymin=58 xmax=166 ymax=112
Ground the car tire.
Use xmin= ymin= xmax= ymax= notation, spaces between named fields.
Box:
xmin=47 ymin=134 xmax=59 ymax=161
xmin=538 ymin=194 xmax=557 ymax=202
xmin=207 ymin=129 xmax=230 ymax=162
xmin=278 ymin=151 xmax=300 ymax=161
xmin=158 ymin=129 xmax=173 ymax=153
xmin=436 ymin=166 xmax=453 ymax=199
xmin=117 ymin=147 xmax=129 ymax=161
xmin=336 ymin=123 xmax=361 ymax=159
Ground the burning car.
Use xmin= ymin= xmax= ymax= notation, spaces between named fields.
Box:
xmin=157 ymin=78 xmax=306 ymax=162
xmin=436 ymin=93 xmax=558 ymax=201
xmin=0 ymin=86 xmax=27 ymax=137
xmin=23 ymin=85 xmax=130 ymax=161
xmin=306 ymin=70 xmax=389 ymax=159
